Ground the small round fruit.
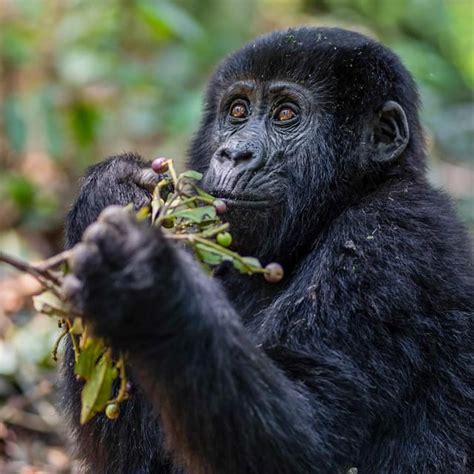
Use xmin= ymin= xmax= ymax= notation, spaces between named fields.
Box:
xmin=106 ymin=403 xmax=120 ymax=420
xmin=217 ymin=232 xmax=232 ymax=247
xmin=161 ymin=217 xmax=174 ymax=229
xmin=151 ymin=157 xmax=169 ymax=173
xmin=264 ymin=262 xmax=284 ymax=283
xmin=213 ymin=199 xmax=227 ymax=215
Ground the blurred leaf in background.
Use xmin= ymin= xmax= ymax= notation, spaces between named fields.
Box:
xmin=0 ymin=0 xmax=472 ymax=471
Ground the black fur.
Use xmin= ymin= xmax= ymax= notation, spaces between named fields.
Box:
xmin=60 ymin=27 xmax=473 ymax=473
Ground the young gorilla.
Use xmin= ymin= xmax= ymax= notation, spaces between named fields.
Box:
xmin=61 ymin=27 xmax=473 ymax=473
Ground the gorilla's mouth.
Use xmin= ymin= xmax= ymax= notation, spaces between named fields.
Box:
xmin=210 ymin=191 xmax=272 ymax=208
xmin=225 ymin=198 xmax=271 ymax=208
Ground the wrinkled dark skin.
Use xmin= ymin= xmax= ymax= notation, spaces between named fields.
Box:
xmin=60 ymin=28 xmax=473 ymax=473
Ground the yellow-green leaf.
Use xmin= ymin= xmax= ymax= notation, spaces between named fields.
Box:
xmin=69 ymin=317 xmax=84 ymax=335
xmin=232 ymin=256 xmax=263 ymax=274
xmin=179 ymin=170 xmax=203 ymax=181
xmin=80 ymin=351 xmax=117 ymax=424
xmin=32 ymin=291 xmax=68 ymax=316
xmin=195 ymin=243 xmax=225 ymax=266
xmin=75 ymin=338 xmax=105 ymax=380
xmin=242 ymin=257 xmax=262 ymax=269
xmin=173 ymin=206 xmax=216 ymax=223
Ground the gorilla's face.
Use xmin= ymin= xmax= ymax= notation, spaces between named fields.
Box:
xmin=201 ymin=80 xmax=322 ymax=259
xmin=203 ymin=80 xmax=315 ymax=206
xmin=190 ymin=28 xmax=412 ymax=262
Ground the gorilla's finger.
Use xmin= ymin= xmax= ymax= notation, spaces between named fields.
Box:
xmin=82 ymin=221 xmax=127 ymax=262
xmin=97 ymin=205 xmax=130 ymax=224
xmin=82 ymin=222 xmax=110 ymax=244
xmin=99 ymin=206 xmax=141 ymax=238
xmin=70 ymin=242 xmax=102 ymax=276
xmin=134 ymin=168 xmax=161 ymax=192
xmin=62 ymin=274 xmax=83 ymax=305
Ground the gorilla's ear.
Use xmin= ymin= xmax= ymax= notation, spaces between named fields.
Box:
xmin=372 ymin=100 xmax=409 ymax=162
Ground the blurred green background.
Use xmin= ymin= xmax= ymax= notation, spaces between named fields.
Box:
xmin=0 ymin=0 xmax=472 ymax=472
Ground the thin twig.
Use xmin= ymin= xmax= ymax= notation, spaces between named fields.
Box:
xmin=0 ymin=251 xmax=62 ymax=289
xmin=0 ymin=251 xmax=47 ymax=280
xmin=108 ymin=355 xmax=129 ymax=404
xmin=33 ymin=249 xmax=72 ymax=271
xmin=193 ymin=236 xmax=265 ymax=273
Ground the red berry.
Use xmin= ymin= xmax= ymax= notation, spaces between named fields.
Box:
xmin=151 ymin=158 xmax=169 ymax=173
xmin=213 ymin=199 xmax=227 ymax=215
xmin=264 ymin=262 xmax=284 ymax=283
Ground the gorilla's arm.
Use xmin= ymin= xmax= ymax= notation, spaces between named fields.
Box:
xmin=63 ymin=182 xmax=473 ymax=473
xmin=64 ymin=207 xmax=377 ymax=474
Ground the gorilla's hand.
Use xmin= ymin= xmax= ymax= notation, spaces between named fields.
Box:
xmin=65 ymin=153 xmax=161 ymax=248
xmin=86 ymin=153 xmax=160 ymax=208
xmin=63 ymin=206 xmax=169 ymax=345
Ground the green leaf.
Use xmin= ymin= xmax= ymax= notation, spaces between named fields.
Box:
xmin=80 ymin=351 xmax=117 ymax=424
xmin=195 ymin=243 xmax=225 ymax=266
xmin=232 ymin=256 xmax=262 ymax=274
xmin=195 ymin=186 xmax=215 ymax=200
xmin=75 ymin=338 xmax=104 ymax=380
xmin=179 ymin=170 xmax=203 ymax=181
xmin=6 ymin=175 xmax=35 ymax=210
xmin=173 ymin=205 xmax=216 ymax=223
xmin=242 ymin=257 xmax=262 ymax=269
xmin=136 ymin=0 xmax=204 ymax=43
xmin=68 ymin=101 xmax=101 ymax=147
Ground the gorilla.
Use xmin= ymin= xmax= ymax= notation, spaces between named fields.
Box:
xmin=60 ymin=27 xmax=473 ymax=473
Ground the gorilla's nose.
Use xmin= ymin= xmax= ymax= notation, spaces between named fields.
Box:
xmin=217 ymin=143 xmax=264 ymax=170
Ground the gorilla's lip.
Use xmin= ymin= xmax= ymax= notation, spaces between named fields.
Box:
xmin=209 ymin=191 xmax=271 ymax=208
xmin=224 ymin=198 xmax=271 ymax=208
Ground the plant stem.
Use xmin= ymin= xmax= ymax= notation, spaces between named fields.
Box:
xmin=200 ymin=222 xmax=230 ymax=238
xmin=165 ymin=222 xmax=229 ymax=241
xmin=193 ymin=236 xmax=265 ymax=274
xmin=109 ymin=355 xmax=129 ymax=404
xmin=52 ymin=328 xmax=68 ymax=362
xmin=167 ymin=160 xmax=178 ymax=187
xmin=34 ymin=250 xmax=72 ymax=272
xmin=0 ymin=251 xmax=62 ymax=290
xmin=66 ymin=320 xmax=80 ymax=362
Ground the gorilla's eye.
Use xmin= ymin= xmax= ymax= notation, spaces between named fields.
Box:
xmin=229 ymin=100 xmax=249 ymax=120
xmin=274 ymin=105 xmax=298 ymax=123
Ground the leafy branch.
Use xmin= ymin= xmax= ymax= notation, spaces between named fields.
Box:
xmin=0 ymin=158 xmax=284 ymax=424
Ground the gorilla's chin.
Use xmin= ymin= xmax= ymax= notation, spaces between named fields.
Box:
xmin=222 ymin=200 xmax=285 ymax=260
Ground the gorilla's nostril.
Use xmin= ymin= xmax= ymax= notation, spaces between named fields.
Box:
xmin=221 ymin=148 xmax=253 ymax=163
xmin=216 ymin=146 xmax=262 ymax=169
xmin=233 ymin=150 xmax=253 ymax=162
xmin=218 ymin=148 xmax=231 ymax=162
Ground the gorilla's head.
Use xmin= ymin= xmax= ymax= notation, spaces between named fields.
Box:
xmin=188 ymin=27 xmax=424 ymax=263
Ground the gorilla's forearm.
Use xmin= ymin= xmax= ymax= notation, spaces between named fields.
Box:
xmin=63 ymin=200 xmax=369 ymax=472
xmin=102 ymin=251 xmax=367 ymax=474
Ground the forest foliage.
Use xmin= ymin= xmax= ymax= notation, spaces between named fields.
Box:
xmin=0 ymin=0 xmax=472 ymax=471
